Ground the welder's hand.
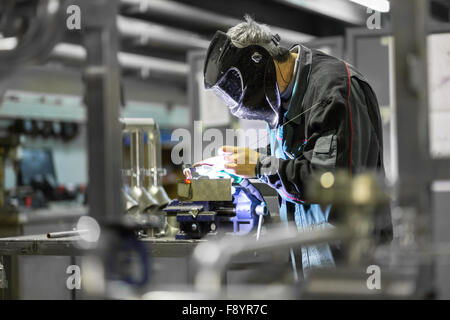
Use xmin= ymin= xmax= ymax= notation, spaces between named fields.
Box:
xmin=219 ymin=146 xmax=260 ymax=178
xmin=192 ymin=156 xmax=225 ymax=169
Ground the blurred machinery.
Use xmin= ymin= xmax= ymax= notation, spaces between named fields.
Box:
xmin=159 ymin=171 xmax=418 ymax=299
xmin=121 ymin=118 xmax=171 ymax=237
xmin=0 ymin=0 xmax=66 ymax=88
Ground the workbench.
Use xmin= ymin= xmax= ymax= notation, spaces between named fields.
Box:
xmin=0 ymin=234 xmax=203 ymax=258
xmin=0 ymin=233 xmax=204 ymax=299
xmin=0 ymin=205 xmax=278 ymax=299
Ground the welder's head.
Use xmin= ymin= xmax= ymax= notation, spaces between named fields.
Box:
xmin=203 ymin=15 xmax=290 ymax=128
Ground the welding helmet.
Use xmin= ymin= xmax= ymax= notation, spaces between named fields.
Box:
xmin=204 ymin=31 xmax=281 ymax=128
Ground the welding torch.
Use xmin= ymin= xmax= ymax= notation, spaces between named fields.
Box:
xmin=183 ymin=161 xmax=267 ymax=240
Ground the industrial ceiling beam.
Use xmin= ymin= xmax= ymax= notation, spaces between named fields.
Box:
xmin=120 ymin=0 xmax=314 ymax=44
xmin=52 ymin=43 xmax=189 ymax=77
xmin=117 ymin=16 xmax=210 ymax=50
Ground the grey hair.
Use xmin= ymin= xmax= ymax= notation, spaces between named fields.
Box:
xmin=226 ymin=15 xmax=290 ymax=61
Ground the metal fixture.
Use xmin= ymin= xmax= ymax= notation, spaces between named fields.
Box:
xmin=121 ymin=118 xmax=171 ymax=237
xmin=120 ymin=0 xmax=314 ymax=44
xmin=117 ymin=16 xmax=210 ymax=50
xmin=52 ymin=43 xmax=189 ymax=77
xmin=141 ymin=119 xmax=171 ymax=206
xmin=121 ymin=118 xmax=170 ymax=206
xmin=122 ymin=123 xmax=159 ymax=213
xmin=121 ymin=186 xmax=139 ymax=215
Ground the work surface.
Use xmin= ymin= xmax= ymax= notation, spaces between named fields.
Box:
xmin=0 ymin=234 xmax=203 ymax=257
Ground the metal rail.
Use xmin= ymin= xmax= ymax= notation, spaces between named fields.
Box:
xmin=192 ymin=225 xmax=353 ymax=292
xmin=0 ymin=234 xmax=202 ymax=257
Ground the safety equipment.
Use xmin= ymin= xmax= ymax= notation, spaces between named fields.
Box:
xmin=203 ymin=31 xmax=281 ymax=128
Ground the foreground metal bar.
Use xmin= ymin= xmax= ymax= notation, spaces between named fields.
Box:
xmin=80 ymin=0 xmax=122 ymax=223
xmin=192 ymin=225 xmax=352 ymax=292
xmin=391 ymin=0 xmax=431 ymax=212
xmin=391 ymin=0 xmax=434 ymax=297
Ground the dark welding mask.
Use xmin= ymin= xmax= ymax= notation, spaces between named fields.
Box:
xmin=204 ymin=31 xmax=281 ymax=128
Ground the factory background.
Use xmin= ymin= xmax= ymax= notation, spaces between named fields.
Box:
xmin=0 ymin=0 xmax=449 ymax=301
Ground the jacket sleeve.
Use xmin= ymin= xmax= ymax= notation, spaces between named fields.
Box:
xmin=255 ymin=86 xmax=358 ymax=203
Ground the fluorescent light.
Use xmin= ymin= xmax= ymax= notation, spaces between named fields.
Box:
xmin=281 ymin=0 xmax=366 ymax=25
xmin=52 ymin=43 xmax=189 ymax=76
xmin=350 ymin=0 xmax=390 ymax=12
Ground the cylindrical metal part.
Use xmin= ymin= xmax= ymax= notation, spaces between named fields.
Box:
xmin=129 ymin=128 xmax=144 ymax=187
xmin=255 ymin=203 xmax=268 ymax=216
xmin=215 ymin=208 xmax=236 ymax=215
xmin=121 ymin=187 xmax=139 ymax=215
xmin=122 ymin=125 xmax=159 ymax=212
xmin=144 ymin=122 xmax=170 ymax=205
xmin=121 ymin=118 xmax=170 ymax=206
xmin=47 ymin=229 xmax=89 ymax=239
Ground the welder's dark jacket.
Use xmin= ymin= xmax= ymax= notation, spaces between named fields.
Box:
xmin=255 ymin=45 xmax=393 ymax=274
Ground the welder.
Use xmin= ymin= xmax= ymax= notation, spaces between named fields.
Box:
xmin=202 ymin=15 xmax=392 ymax=277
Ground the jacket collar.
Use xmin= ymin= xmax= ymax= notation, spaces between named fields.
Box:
xmin=280 ymin=45 xmax=301 ymax=100
xmin=283 ymin=44 xmax=313 ymax=125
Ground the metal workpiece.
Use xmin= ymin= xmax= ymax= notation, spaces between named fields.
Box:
xmin=167 ymin=175 xmax=273 ymax=239
xmin=177 ymin=179 xmax=232 ymax=202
